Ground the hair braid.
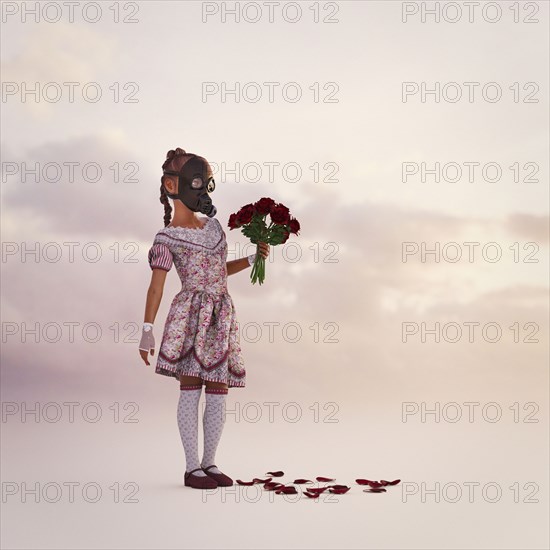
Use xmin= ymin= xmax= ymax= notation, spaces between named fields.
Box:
xmin=159 ymin=147 xmax=187 ymax=227
xmin=159 ymin=183 xmax=172 ymax=227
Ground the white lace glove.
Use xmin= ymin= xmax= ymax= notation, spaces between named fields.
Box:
xmin=247 ymin=253 xmax=256 ymax=266
xmin=139 ymin=323 xmax=155 ymax=354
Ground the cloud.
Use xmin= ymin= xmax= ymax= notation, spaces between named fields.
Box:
xmin=2 ymin=22 xmax=117 ymax=119
xmin=2 ymin=133 xmax=161 ymax=239
xmin=506 ymin=213 xmax=549 ymax=244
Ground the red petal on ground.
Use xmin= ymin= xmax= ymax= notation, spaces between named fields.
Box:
xmin=363 ymin=488 xmax=387 ymax=493
xmin=266 ymin=471 xmax=284 ymax=477
xmin=356 ymin=479 xmax=375 ymax=485
xmin=264 ymin=482 xmax=285 ymax=490
xmin=304 ymin=491 xmax=320 ymax=498
xmin=327 ymin=484 xmax=348 ymax=490
xmin=293 ymin=479 xmax=314 ymax=484
xmin=275 ymin=486 xmax=298 ymax=495
xmin=306 ymin=487 xmax=329 ymax=494
xmin=381 ymin=479 xmax=401 ymax=485
xmin=236 ymin=480 xmax=255 ymax=485
xmin=368 ymin=481 xmax=384 ymax=488
xmin=316 ymin=476 xmax=335 ymax=482
xmin=252 ymin=477 xmax=272 ymax=483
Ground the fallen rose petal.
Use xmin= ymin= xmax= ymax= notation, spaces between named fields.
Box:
xmin=236 ymin=480 xmax=255 ymax=486
xmin=327 ymin=484 xmax=348 ymax=490
xmin=381 ymin=479 xmax=401 ymax=486
xmin=275 ymin=486 xmax=298 ymax=495
xmin=252 ymin=477 xmax=272 ymax=483
xmin=368 ymin=481 xmax=384 ymax=488
xmin=304 ymin=492 xmax=320 ymax=498
xmin=266 ymin=471 xmax=284 ymax=477
xmin=293 ymin=479 xmax=314 ymax=484
xmin=264 ymin=482 xmax=285 ymax=491
xmin=307 ymin=487 xmax=328 ymax=495
xmin=355 ymin=479 xmax=376 ymax=485
xmin=363 ymin=488 xmax=387 ymax=493
xmin=316 ymin=476 xmax=335 ymax=482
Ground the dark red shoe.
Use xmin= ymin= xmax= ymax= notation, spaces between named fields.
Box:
xmin=184 ymin=467 xmax=218 ymax=489
xmin=202 ymin=465 xmax=233 ymax=487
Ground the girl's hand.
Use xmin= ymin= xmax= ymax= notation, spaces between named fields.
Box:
xmin=139 ymin=348 xmax=153 ymax=366
xmin=139 ymin=326 xmax=155 ymax=366
xmin=258 ymin=241 xmax=270 ymax=259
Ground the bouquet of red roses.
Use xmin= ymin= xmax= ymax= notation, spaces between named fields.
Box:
xmin=228 ymin=197 xmax=300 ymax=285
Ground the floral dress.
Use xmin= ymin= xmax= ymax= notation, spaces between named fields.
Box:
xmin=147 ymin=216 xmax=246 ymax=388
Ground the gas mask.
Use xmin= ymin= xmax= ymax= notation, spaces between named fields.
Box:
xmin=163 ymin=155 xmax=217 ymax=217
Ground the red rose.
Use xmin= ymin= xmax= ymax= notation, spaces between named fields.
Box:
xmin=270 ymin=203 xmax=290 ymax=225
xmin=228 ymin=213 xmax=240 ymax=229
xmin=236 ymin=203 xmax=256 ymax=225
xmin=288 ymin=217 xmax=300 ymax=235
xmin=281 ymin=229 xmax=290 ymax=244
xmin=254 ymin=197 xmax=276 ymax=216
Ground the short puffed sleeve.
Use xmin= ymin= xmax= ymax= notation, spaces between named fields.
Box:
xmin=148 ymin=242 xmax=173 ymax=272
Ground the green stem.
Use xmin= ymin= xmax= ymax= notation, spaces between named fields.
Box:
xmin=257 ymin=255 xmax=265 ymax=285
xmin=249 ymin=242 xmax=269 ymax=285
xmin=250 ymin=257 xmax=258 ymax=284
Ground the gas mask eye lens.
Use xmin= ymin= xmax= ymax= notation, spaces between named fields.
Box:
xmin=207 ymin=178 xmax=215 ymax=193
xmin=191 ymin=177 xmax=203 ymax=189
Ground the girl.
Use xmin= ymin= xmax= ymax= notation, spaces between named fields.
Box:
xmin=139 ymin=148 xmax=270 ymax=490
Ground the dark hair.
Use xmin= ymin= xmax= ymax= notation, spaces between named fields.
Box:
xmin=159 ymin=148 xmax=188 ymax=227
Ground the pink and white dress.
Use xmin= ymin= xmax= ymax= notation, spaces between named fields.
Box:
xmin=147 ymin=216 xmax=246 ymax=388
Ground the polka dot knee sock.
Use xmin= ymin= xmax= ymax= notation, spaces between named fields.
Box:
xmin=200 ymin=387 xmax=228 ymax=475
xmin=178 ymin=384 xmax=207 ymax=477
